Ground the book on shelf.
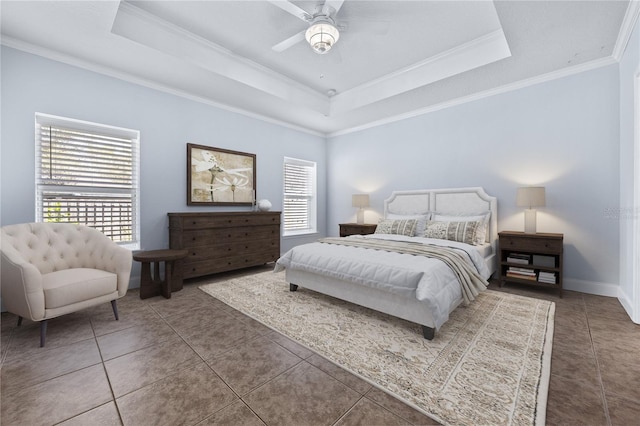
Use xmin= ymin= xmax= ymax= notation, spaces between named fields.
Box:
xmin=506 ymin=253 xmax=531 ymax=264
xmin=538 ymin=271 xmax=557 ymax=284
xmin=507 ymin=257 xmax=530 ymax=265
xmin=506 ymin=271 xmax=537 ymax=281
xmin=508 ymin=267 xmax=536 ymax=275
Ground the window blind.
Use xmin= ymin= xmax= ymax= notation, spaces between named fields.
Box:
xmin=35 ymin=114 xmax=140 ymax=244
xmin=283 ymin=158 xmax=316 ymax=233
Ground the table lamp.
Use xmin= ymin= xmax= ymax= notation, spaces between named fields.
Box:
xmin=352 ymin=194 xmax=369 ymax=224
xmin=516 ymin=186 xmax=545 ymax=233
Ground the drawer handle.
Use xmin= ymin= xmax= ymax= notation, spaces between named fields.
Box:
xmin=192 ymin=221 xmax=196 ymax=225
xmin=192 ymin=237 xmax=196 ymax=241
xmin=228 ymin=248 xmax=232 ymax=251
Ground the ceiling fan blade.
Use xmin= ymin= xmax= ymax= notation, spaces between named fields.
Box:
xmin=272 ymin=31 xmax=305 ymax=52
xmin=267 ymin=0 xmax=311 ymax=22
xmin=322 ymin=0 xmax=345 ymax=16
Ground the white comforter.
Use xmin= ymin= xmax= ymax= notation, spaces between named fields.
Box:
xmin=274 ymin=234 xmax=490 ymax=329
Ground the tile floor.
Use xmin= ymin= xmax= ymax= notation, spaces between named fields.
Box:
xmin=1 ymin=265 xmax=639 ymax=426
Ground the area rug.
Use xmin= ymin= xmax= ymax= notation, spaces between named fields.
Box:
xmin=199 ymin=271 xmax=554 ymax=426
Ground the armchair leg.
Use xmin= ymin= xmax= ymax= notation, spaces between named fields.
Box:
xmin=40 ymin=320 xmax=48 ymax=347
xmin=111 ymin=300 xmax=119 ymax=321
xmin=17 ymin=316 xmax=23 ymax=327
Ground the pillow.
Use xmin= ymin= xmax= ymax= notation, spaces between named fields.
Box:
xmin=433 ymin=212 xmax=490 ymax=245
xmin=424 ymin=220 xmax=481 ymax=245
xmin=386 ymin=213 xmax=430 ymax=236
xmin=374 ymin=219 xmax=418 ymax=237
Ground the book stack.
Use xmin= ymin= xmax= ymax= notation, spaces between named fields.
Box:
xmin=506 ymin=253 xmax=530 ymax=265
xmin=538 ymin=271 xmax=557 ymax=284
xmin=506 ymin=267 xmax=536 ymax=281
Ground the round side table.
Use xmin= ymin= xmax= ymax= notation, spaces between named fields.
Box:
xmin=133 ymin=249 xmax=189 ymax=299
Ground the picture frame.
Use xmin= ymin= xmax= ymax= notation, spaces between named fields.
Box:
xmin=187 ymin=143 xmax=256 ymax=206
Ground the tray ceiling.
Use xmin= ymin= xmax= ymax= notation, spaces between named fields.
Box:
xmin=0 ymin=1 xmax=634 ymax=135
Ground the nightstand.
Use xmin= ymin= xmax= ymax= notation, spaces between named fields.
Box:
xmin=339 ymin=223 xmax=377 ymax=237
xmin=498 ymin=231 xmax=564 ymax=297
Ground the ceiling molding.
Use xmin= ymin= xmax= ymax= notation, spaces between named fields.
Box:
xmin=328 ymin=55 xmax=618 ymax=137
xmin=112 ymin=1 xmax=329 ymax=115
xmin=330 ymin=29 xmax=511 ymax=115
xmin=612 ymin=0 xmax=640 ymax=61
xmin=0 ymin=37 xmax=325 ymax=138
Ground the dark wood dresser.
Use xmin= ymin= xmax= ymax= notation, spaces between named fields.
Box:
xmin=168 ymin=211 xmax=281 ymax=279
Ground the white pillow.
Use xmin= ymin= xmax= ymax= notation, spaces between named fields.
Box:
xmin=433 ymin=212 xmax=490 ymax=245
xmin=386 ymin=213 xmax=430 ymax=236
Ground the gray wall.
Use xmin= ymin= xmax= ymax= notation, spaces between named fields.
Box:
xmin=327 ymin=65 xmax=621 ymax=295
xmin=0 ymin=47 xmax=327 ymax=286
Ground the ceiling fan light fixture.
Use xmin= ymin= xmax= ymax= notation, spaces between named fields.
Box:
xmin=305 ymin=20 xmax=339 ymax=54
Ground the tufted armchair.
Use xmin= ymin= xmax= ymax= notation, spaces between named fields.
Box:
xmin=1 ymin=222 xmax=132 ymax=347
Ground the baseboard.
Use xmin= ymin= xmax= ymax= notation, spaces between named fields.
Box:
xmin=617 ymin=286 xmax=640 ymax=324
xmin=563 ymin=277 xmax=619 ymax=297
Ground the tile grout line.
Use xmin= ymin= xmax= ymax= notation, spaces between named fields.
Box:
xmin=91 ymin=311 xmax=126 ymax=426
xmin=584 ymin=298 xmax=613 ymax=426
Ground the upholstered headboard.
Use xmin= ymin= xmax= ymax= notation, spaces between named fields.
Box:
xmin=384 ymin=187 xmax=498 ymax=274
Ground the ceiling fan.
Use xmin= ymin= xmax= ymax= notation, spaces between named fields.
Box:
xmin=269 ymin=0 xmax=346 ymax=54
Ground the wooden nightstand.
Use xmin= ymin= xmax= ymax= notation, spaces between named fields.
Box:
xmin=498 ymin=231 xmax=564 ymax=297
xmin=339 ymin=223 xmax=377 ymax=237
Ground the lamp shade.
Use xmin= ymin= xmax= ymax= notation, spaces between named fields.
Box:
xmin=352 ymin=194 xmax=369 ymax=208
xmin=516 ymin=187 xmax=546 ymax=208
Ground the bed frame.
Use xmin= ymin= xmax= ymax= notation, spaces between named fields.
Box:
xmin=286 ymin=187 xmax=498 ymax=339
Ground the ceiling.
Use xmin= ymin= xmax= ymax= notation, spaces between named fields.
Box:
xmin=0 ymin=1 xmax=636 ymax=135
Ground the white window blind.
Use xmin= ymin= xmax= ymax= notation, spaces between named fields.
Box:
xmin=283 ymin=157 xmax=316 ymax=235
xmin=35 ymin=113 xmax=140 ymax=245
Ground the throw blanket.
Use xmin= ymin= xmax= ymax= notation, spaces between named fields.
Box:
xmin=318 ymin=237 xmax=487 ymax=305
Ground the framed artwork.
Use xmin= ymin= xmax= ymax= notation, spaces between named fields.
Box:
xmin=187 ymin=143 xmax=256 ymax=206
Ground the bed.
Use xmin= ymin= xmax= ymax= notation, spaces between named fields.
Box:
xmin=275 ymin=187 xmax=498 ymax=339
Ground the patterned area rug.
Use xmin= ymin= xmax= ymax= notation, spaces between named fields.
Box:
xmin=199 ymin=271 xmax=554 ymax=426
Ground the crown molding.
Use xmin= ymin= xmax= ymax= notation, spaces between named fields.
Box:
xmin=612 ymin=0 xmax=640 ymax=61
xmin=328 ymin=55 xmax=617 ymax=137
xmin=0 ymin=37 xmax=325 ymax=138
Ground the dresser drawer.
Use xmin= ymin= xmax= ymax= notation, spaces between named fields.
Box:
xmin=499 ymin=235 xmax=562 ymax=254
xmin=175 ymin=225 xmax=279 ymax=248
xmin=183 ymin=250 xmax=280 ymax=279
xmin=175 ymin=213 xmax=280 ymax=230
xmin=185 ymin=239 xmax=280 ymax=262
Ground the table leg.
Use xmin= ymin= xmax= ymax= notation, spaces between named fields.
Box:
xmin=139 ymin=261 xmax=155 ymax=299
xmin=162 ymin=261 xmax=173 ymax=299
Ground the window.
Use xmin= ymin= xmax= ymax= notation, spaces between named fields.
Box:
xmin=35 ymin=113 xmax=140 ymax=246
xmin=283 ymin=157 xmax=316 ymax=236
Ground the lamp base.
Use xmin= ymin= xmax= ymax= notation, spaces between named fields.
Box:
xmin=356 ymin=209 xmax=365 ymax=225
xmin=524 ymin=209 xmax=537 ymax=234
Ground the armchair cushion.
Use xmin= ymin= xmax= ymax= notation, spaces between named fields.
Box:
xmin=43 ymin=268 xmax=117 ymax=309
